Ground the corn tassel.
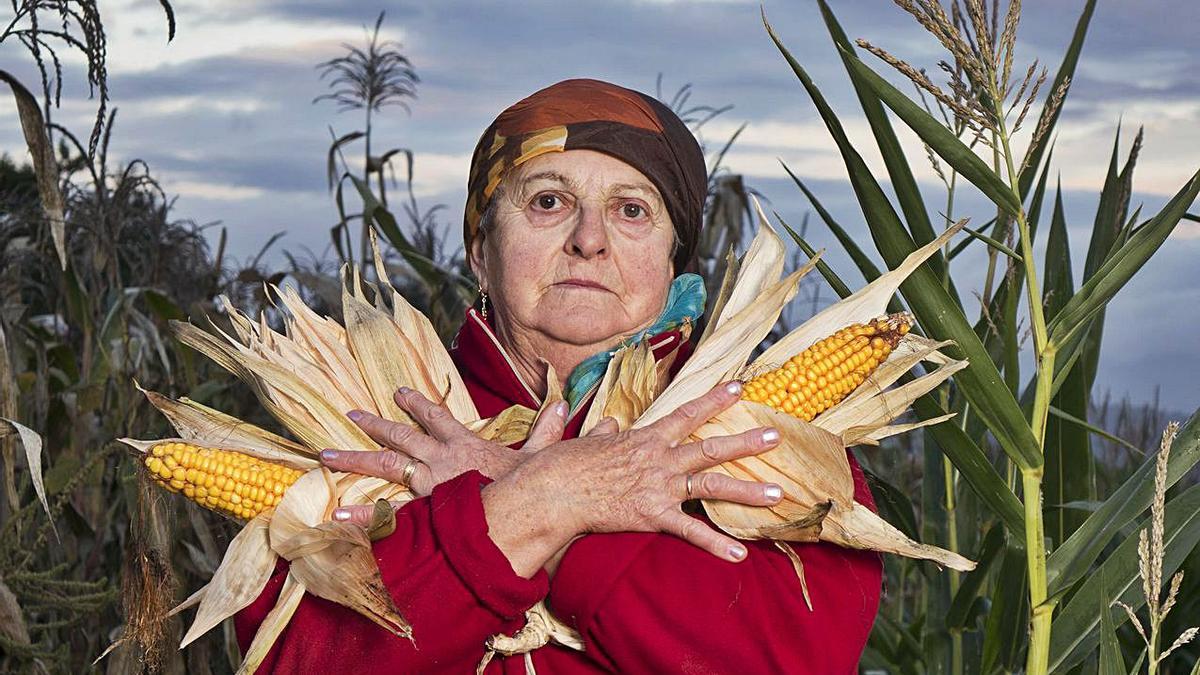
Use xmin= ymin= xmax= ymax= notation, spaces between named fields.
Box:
xmin=143 ymin=442 xmax=304 ymax=521
xmin=742 ymin=313 xmax=911 ymax=421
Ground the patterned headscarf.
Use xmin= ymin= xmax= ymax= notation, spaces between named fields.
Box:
xmin=463 ymin=78 xmax=708 ymax=272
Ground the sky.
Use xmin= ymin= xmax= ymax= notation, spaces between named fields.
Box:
xmin=2 ymin=0 xmax=1198 ymax=413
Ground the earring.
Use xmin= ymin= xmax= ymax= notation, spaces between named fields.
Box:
xmin=478 ymin=285 xmax=488 ymax=320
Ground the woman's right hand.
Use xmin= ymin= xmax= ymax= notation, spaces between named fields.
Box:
xmin=483 ymin=380 xmax=783 ymax=577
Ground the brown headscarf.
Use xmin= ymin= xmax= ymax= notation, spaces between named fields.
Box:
xmin=464 ymin=78 xmax=707 ymax=272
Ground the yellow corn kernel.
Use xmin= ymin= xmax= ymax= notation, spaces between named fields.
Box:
xmin=742 ymin=313 xmax=911 ymax=422
xmin=143 ymin=443 xmax=303 ymax=521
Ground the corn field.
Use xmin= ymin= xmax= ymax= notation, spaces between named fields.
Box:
xmin=1 ymin=0 xmax=1198 ymax=673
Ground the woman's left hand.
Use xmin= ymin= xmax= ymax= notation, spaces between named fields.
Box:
xmin=319 ymin=386 xmax=567 ymax=521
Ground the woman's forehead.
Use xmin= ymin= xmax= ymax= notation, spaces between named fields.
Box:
xmin=507 ymin=150 xmax=663 ymax=198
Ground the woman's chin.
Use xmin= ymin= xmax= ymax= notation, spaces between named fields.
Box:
xmin=533 ymin=303 xmax=635 ymax=347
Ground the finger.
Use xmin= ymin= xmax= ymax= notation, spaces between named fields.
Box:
xmin=330 ymin=500 xmax=403 ymax=527
xmin=586 ymin=416 xmax=620 ymax=437
xmin=394 ymin=387 xmax=473 ymax=442
xmin=525 ymin=400 xmax=568 ymax=451
xmin=647 ymin=381 xmax=743 ymax=447
xmin=672 ymin=426 xmax=780 ymax=472
xmin=675 ymin=471 xmax=783 ymax=507
xmin=320 ymin=449 xmax=421 ymax=485
xmin=659 ymin=511 xmax=748 ymax=563
xmin=347 ymin=409 xmax=441 ymax=460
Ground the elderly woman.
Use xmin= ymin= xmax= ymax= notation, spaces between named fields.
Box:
xmin=236 ymin=78 xmax=882 ymax=673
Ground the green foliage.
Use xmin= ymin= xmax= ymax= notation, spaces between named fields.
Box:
xmin=764 ymin=1 xmax=1200 ymax=673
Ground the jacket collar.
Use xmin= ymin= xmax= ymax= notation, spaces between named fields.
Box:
xmin=449 ymin=308 xmax=691 ymax=423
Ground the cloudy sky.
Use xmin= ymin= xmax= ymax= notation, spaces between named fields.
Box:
xmin=2 ymin=0 xmax=1198 ymax=412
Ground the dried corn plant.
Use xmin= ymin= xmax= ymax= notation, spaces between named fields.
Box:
xmin=762 ymin=1 xmax=1200 ymax=674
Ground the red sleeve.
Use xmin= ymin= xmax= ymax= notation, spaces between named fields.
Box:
xmin=234 ymin=470 xmax=549 ymax=673
xmin=547 ymin=452 xmax=882 ymax=674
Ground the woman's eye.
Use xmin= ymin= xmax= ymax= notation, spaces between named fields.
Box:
xmin=536 ymin=194 xmax=560 ymax=210
xmin=621 ymin=203 xmax=644 ymax=219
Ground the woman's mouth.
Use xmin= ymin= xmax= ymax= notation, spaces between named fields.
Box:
xmin=555 ymin=278 xmax=610 ymax=292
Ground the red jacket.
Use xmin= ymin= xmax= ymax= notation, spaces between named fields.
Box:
xmin=235 ymin=309 xmax=882 ymax=673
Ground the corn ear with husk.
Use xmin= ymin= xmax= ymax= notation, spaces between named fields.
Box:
xmin=600 ymin=198 xmax=974 ymax=571
xmin=118 ymin=233 xmax=543 ymax=671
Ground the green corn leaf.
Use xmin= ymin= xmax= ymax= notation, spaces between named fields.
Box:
xmin=764 ymin=12 xmax=1043 ymax=471
xmin=1078 ymin=127 xmax=1142 ymax=395
xmin=1046 ymin=408 xmax=1200 ymax=598
xmin=1043 ymin=183 xmax=1094 ymax=546
xmin=815 ymin=0 xmax=941 ymax=261
xmin=913 ymin=395 xmax=1026 ymax=540
xmin=1049 ymin=482 xmax=1200 ymax=672
xmin=780 ymin=161 xmax=883 ymax=283
xmin=1048 ymin=168 xmax=1200 ymax=351
xmin=775 ymin=213 xmax=853 ymax=299
xmin=981 ymin=545 xmax=1030 ymax=673
xmin=863 ymin=468 xmax=921 ymax=542
xmin=959 ymin=224 xmax=1022 ymax=261
xmin=1098 ymin=571 xmax=1126 ymax=675
xmin=835 ymin=49 xmax=1022 ymax=218
xmin=1049 ymin=406 xmax=1144 ymax=456
xmin=946 ymin=523 xmax=1006 ymax=629
xmin=947 ymin=216 xmax=996 ymax=260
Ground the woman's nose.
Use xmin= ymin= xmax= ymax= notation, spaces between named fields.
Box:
xmin=566 ymin=203 xmax=609 ymax=259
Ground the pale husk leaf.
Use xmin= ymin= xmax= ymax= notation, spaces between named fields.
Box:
xmin=173 ymin=322 xmax=370 ymax=451
xmin=134 ymin=385 xmax=317 ymax=466
xmin=600 ymin=341 xmax=660 ymax=430
xmin=269 ymin=468 xmax=410 ymax=638
xmin=371 ymin=232 xmax=479 ymax=423
xmin=819 ymin=359 xmax=968 ymax=441
xmin=467 ymin=405 xmax=539 ymax=445
xmin=703 ymin=198 xmax=787 ymax=338
xmin=697 ymin=402 xmax=853 ymax=540
xmin=118 ymin=437 xmax=316 ymax=473
xmin=822 ymin=501 xmax=976 ymax=571
xmin=236 ymin=573 xmax=305 ymax=675
xmin=341 ymin=276 xmax=421 ymax=426
xmin=696 ymin=247 xmax=740 ymax=346
xmin=853 ymin=412 xmax=958 ymax=445
xmin=179 ymin=514 xmax=276 ymax=647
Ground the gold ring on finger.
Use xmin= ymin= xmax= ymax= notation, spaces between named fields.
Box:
xmin=400 ymin=457 xmax=422 ymax=487
xmin=685 ymin=472 xmax=696 ymax=500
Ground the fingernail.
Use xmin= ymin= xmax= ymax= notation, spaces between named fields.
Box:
xmin=761 ymin=428 xmax=780 ymax=444
xmin=764 ymin=484 xmax=783 ymax=501
xmin=728 ymin=544 xmax=748 ymax=561
xmin=320 ymin=449 xmax=339 ymax=462
xmin=332 ymin=508 xmax=352 ymax=522
xmin=397 ymin=386 xmax=412 ymax=396
xmin=724 ymin=381 xmax=743 ymax=396
xmin=554 ymin=401 xmax=567 ymax=417
xmin=346 ymin=410 xmax=363 ymax=422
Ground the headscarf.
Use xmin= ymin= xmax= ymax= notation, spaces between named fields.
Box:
xmin=463 ymin=78 xmax=708 ymax=272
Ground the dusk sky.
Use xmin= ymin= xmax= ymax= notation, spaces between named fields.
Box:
xmin=2 ymin=0 xmax=1198 ymax=412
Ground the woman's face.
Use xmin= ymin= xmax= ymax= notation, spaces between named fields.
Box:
xmin=470 ymin=149 xmax=676 ymax=348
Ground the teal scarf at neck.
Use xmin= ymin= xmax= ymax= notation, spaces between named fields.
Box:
xmin=562 ymin=273 xmax=707 ymax=412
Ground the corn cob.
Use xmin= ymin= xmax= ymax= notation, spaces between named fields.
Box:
xmin=742 ymin=313 xmax=911 ymax=421
xmin=143 ymin=442 xmax=304 ymax=520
